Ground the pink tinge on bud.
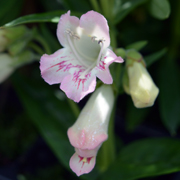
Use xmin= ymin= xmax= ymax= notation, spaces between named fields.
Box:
xmin=67 ymin=85 xmax=114 ymax=176
xmin=68 ymin=128 xmax=107 ymax=150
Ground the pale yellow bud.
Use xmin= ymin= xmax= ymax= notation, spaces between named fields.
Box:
xmin=128 ymin=62 xmax=159 ymax=108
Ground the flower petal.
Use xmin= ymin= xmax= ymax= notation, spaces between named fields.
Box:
xmin=40 ymin=48 xmax=79 ymax=85
xmin=57 ymin=11 xmax=79 ymax=48
xmin=96 ymin=67 xmax=112 ymax=84
xmin=79 ymin=11 xmax=110 ymax=49
xmin=60 ymin=71 xmax=96 ymax=102
xmin=103 ymin=48 xmax=124 ymax=65
xmin=114 ymin=56 xmax=124 ymax=63
xmin=70 ymin=152 xmax=96 ymax=176
xmin=95 ymin=48 xmax=123 ymax=84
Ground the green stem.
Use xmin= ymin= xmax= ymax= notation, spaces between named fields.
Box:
xmin=34 ymin=55 xmax=41 ymax=61
xmin=28 ymin=42 xmax=44 ymax=55
xmin=100 ymin=0 xmax=110 ymax=19
xmin=67 ymin=99 xmax=80 ymax=118
xmin=35 ymin=35 xmax=51 ymax=54
xmin=110 ymin=27 xmax=117 ymax=49
xmin=90 ymin=0 xmax=101 ymax=12
xmin=169 ymin=0 xmax=180 ymax=60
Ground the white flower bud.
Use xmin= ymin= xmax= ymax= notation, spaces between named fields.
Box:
xmin=67 ymin=85 xmax=114 ymax=176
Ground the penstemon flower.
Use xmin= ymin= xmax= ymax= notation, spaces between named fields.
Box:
xmin=40 ymin=11 xmax=123 ymax=102
xmin=67 ymin=85 xmax=114 ymax=176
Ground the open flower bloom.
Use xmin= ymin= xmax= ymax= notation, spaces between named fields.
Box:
xmin=67 ymin=85 xmax=114 ymax=176
xmin=40 ymin=11 xmax=123 ymax=102
xmin=126 ymin=50 xmax=159 ymax=108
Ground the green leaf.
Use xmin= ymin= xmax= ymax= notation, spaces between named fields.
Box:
xmin=2 ymin=11 xmax=81 ymax=27
xmin=39 ymin=23 xmax=61 ymax=53
xmin=113 ymin=0 xmax=149 ymax=24
xmin=100 ymin=138 xmax=180 ymax=180
xmin=144 ymin=48 xmax=167 ymax=67
xmin=126 ymin=40 xmax=148 ymax=51
xmin=39 ymin=0 xmax=91 ymax=12
xmin=64 ymin=0 xmax=91 ymax=12
xmin=0 ymin=0 xmax=24 ymax=25
xmin=158 ymin=61 xmax=180 ymax=135
xmin=12 ymin=72 xmax=76 ymax=168
xmin=12 ymin=71 xmax=100 ymax=180
xmin=149 ymin=0 xmax=171 ymax=20
xmin=126 ymin=99 xmax=149 ymax=132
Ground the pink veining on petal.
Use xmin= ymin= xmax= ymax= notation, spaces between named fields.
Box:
xmin=60 ymin=72 xmax=96 ymax=102
xmin=70 ymin=152 xmax=96 ymax=176
xmin=78 ymin=155 xmax=93 ymax=169
xmin=98 ymin=61 xmax=106 ymax=71
xmin=40 ymin=48 xmax=83 ymax=85
xmin=47 ymin=61 xmax=67 ymax=72
xmin=72 ymin=69 xmax=85 ymax=90
xmin=40 ymin=10 xmax=124 ymax=103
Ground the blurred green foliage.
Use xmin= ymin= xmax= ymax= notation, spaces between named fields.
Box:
xmin=1 ymin=0 xmax=180 ymax=180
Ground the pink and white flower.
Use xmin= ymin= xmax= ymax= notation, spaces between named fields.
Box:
xmin=67 ymin=85 xmax=115 ymax=176
xmin=40 ymin=11 xmax=123 ymax=102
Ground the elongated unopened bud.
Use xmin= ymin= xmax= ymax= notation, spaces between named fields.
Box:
xmin=67 ymin=85 xmax=114 ymax=176
xmin=126 ymin=50 xmax=159 ymax=108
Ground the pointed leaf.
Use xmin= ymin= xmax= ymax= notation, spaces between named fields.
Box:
xmin=149 ymin=0 xmax=171 ymax=20
xmin=126 ymin=40 xmax=148 ymax=51
xmin=0 ymin=0 xmax=24 ymax=25
xmin=158 ymin=61 xmax=180 ymax=135
xmin=144 ymin=48 xmax=167 ymax=67
xmin=12 ymin=71 xmax=100 ymax=180
xmin=12 ymin=72 xmax=76 ymax=168
xmin=2 ymin=11 xmax=81 ymax=27
xmin=114 ymin=0 xmax=149 ymax=24
xmin=101 ymin=138 xmax=180 ymax=180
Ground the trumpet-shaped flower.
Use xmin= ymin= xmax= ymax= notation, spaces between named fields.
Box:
xmin=40 ymin=11 xmax=123 ymax=102
xmin=67 ymin=85 xmax=114 ymax=176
